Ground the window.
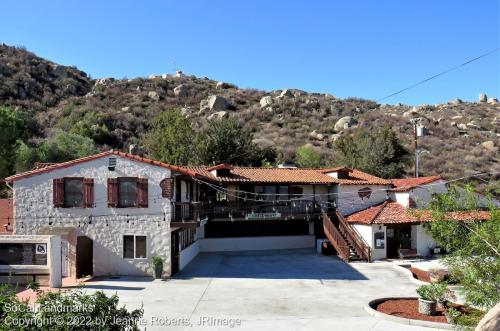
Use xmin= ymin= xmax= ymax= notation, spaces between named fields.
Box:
xmin=278 ymin=186 xmax=289 ymax=201
xmin=64 ymin=178 xmax=84 ymax=207
xmin=263 ymin=186 xmax=276 ymax=201
xmin=119 ymin=178 xmax=137 ymax=208
xmin=123 ymin=235 xmax=147 ymax=259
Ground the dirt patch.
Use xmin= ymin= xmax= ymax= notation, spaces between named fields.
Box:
xmin=408 ymin=267 xmax=431 ymax=283
xmin=374 ymin=298 xmax=448 ymax=324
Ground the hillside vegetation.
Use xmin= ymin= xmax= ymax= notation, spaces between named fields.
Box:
xmin=1 ymin=44 xmax=498 ymax=191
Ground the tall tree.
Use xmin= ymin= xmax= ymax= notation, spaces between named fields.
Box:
xmin=334 ymin=126 xmax=411 ymax=178
xmin=197 ymin=117 xmax=276 ymax=166
xmin=141 ymin=109 xmax=195 ymax=165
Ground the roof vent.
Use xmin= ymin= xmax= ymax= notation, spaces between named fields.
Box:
xmin=108 ymin=157 xmax=117 ymax=171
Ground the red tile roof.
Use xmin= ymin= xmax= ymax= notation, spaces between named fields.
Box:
xmin=184 ymin=166 xmax=391 ymax=185
xmin=0 ymin=199 xmax=13 ymax=234
xmin=391 ymin=176 xmax=442 ymax=192
xmin=346 ymin=200 xmax=490 ymax=225
xmin=4 ymin=151 xmax=198 ymax=182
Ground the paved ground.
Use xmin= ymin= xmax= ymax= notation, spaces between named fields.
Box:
xmin=85 ymin=249 xmax=447 ymax=330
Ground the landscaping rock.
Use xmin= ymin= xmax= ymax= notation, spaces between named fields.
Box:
xmin=475 ymin=302 xmax=500 ymax=331
xmin=173 ymin=84 xmax=188 ymax=97
xmin=334 ymin=116 xmax=356 ymax=131
xmin=260 ymin=96 xmax=273 ymax=108
xmin=479 ymin=93 xmax=487 ymax=103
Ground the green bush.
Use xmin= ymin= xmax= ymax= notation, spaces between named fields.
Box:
xmin=416 ymin=283 xmax=447 ymax=301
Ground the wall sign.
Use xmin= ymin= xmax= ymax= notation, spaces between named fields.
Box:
xmin=358 ymin=187 xmax=372 ymax=199
xmin=0 ymin=243 xmax=48 ymax=265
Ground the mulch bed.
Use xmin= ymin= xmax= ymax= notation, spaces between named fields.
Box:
xmin=408 ymin=267 xmax=431 ymax=283
xmin=374 ymin=298 xmax=448 ymax=324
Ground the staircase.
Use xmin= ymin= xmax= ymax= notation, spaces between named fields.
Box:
xmin=322 ymin=210 xmax=371 ymax=262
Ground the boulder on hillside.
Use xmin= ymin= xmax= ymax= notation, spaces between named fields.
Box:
xmin=488 ymin=98 xmax=498 ymax=105
xmin=200 ymin=95 xmax=231 ymax=112
xmin=403 ymin=108 xmax=419 ymax=117
xmin=279 ymin=89 xmax=295 ymax=98
xmin=207 ymin=111 xmax=228 ymax=120
xmin=173 ymin=84 xmax=188 ymax=97
xmin=334 ymin=116 xmax=357 ymax=132
xmin=481 ymin=140 xmax=497 ymax=152
xmin=457 ymin=123 xmax=468 ymax=130
xmin=479 ymin=93 xmax=487 ymax=103
xmin=309 ymin=130 xmax=325 ymax=141
xmin=260 ymin=96 xmax=273 ymax=108
xmin=216 ymin=81 xmax=233 ymax=89
xmin=148 ymin=91 xmax=160 ymax=101
xmin=450 ymin=98 xmax=462 ymax=105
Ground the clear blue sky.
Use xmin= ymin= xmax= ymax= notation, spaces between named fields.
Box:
xmin=1 ymin=0 xmax=499 ymax=105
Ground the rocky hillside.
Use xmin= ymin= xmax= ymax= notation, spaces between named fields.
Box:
xmin=1 ymin=44 xmax=498 ymax=189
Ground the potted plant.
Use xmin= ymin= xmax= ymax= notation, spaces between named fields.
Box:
xmin=416 ymin=283 xmax=447 ymax=316
xmin=151 ymin=256 xmax=164 ymax=279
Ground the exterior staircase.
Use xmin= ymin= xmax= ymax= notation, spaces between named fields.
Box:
xmin=322 ymin=210 xmax=371 ymax=262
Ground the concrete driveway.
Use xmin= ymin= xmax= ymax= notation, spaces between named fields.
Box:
xmin=85 ymin=249 xmax=446 ymax=331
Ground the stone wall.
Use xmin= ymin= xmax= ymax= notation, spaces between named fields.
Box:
xmin=12 ymin=155 xmax=173 ymax=277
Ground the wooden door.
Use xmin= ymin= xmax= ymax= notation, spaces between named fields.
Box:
xmin=76 ymin=236 xmax=93 ymax=278
xmin=170 ymin=230 xmax=180 ymax=276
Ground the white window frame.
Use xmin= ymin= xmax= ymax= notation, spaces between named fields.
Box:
xmin=123 ymin=234 xmax=147 ymax=260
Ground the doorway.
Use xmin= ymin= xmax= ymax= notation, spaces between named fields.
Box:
xmin=386 ymin=225 xmax=412 ymax=258
xmin=76 ymin=236 xmax=93 ymax=278
xmin=171 ymin=230 xmax=180 ymax=276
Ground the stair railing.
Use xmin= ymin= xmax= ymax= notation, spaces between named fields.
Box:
xmin=336 ymin=210 xmax=372 ymax=262
xmin=322 ymin=211 xmax=350 ymax=262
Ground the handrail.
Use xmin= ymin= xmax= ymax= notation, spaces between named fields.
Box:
xmin=322 ymin=211 xmax=350 ymax=262
xmin=336 ymin=210 xmax=372 ymax=262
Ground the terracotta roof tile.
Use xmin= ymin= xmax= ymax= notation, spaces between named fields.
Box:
xmin=391 ymin=176 xmax=442 ymax=192
xmin=4 ymin=151 xmax=198 ymax=182
xmin=346 ymin=200 xmax=490 ymax=225
xmin=184 ymin=166 xmax=391 ymax=185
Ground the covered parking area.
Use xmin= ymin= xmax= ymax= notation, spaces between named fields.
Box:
xmin=84 ymin=249 xmax=434 ymax=330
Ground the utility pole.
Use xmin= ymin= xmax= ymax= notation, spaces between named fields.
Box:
xmin=410 ymin=118 xmax=420 ymax=177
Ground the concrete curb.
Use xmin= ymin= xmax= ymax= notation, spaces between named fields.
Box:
xmin=364 ymin=297 xmax=453 ymax=330
xmin=393 ymin=264 xmax=429 ymax=285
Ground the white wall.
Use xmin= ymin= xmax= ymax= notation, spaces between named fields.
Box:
xmin=179 ymin=241 xmax=200 ymax=270
xmin=198 ymin=235 xmax=315 ymax=252
xmin=353 ymin=224 xmax=387 ymax=260
xmin=13 ymin=155 xmax=173 ymax=277
xmin=413 ymin=224 xmax=437 ymax=257
xmin=389 ymin=192 xmax=410 ymax=207
xmin=337 ymin=185 xmax=390 ymax=216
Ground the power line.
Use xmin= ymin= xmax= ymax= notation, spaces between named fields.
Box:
xmin=377 ymin=48 xmax=500 ymax=102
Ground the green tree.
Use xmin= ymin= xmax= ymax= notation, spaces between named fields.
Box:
xmin=295 ymin=145 xmax=322 ymax=168
xmin=334 ymin=126 xmax=411 ymax=178
xmin=424 ymin=186 xmax=499 ymax=309
xmin=0 ymin=106 xmax=26 ymax=179
xmin=197 ymin=117 xmax=276 ymax=166
xmin=141 ymin=109 xmax=195 ymax=165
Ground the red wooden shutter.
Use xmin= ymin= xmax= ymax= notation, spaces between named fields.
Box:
xmin=83 ymin=178 xmax=94 ymax=208
xmin=107 ymin=178 xmax=118 ymax=207
xmin=53 ymin=178 xmax=64 ymax=207
xmin=160 ymin=178 xmax=174 ymax=199
xmin=137 ymin=178 xmax=149 ymax=208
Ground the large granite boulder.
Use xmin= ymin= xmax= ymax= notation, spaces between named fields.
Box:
xmin=173 ymin=84 xmax=188 ymax=97
xmin=475 ymin=302 xmax=500 ymax=331
xmin=334 ymin=116 xmax=357 ymax=132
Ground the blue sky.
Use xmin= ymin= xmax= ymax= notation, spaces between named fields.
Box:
xmin=1 ymin=0 xmax=499 ymax=105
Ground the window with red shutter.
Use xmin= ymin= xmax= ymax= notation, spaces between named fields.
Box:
xmin=53 ymin=178 xmax=65 ymax=207
xmin=107 ymin=178 xmax=118 ymax=207
xmin=137 ymin=178 xmax=148 ymax=208
xmin=160 ymin=178 xmax=174 ymax=198
xmin=83 ymin=178 xmax=94 ymax=208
